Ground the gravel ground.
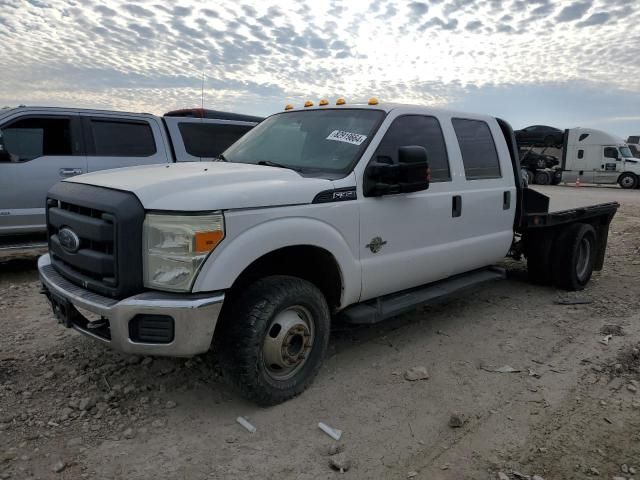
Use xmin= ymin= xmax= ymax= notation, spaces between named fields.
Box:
xmin=1 ymin=184 xmax=639 ymax=480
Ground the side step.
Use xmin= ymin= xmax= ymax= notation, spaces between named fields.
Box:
xmin=340 ymin=267 xmax=505 ymax=325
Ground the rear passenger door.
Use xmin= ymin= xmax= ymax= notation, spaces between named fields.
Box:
xmin=448 ymin=118 xmax=515 ymax=275
xmin=83 ymin=116 xmax=168 ymax=172
xmin=0 ymin=113 xmax=85 ymax=235
xmin=164 ymin=118 xmax=255 ymax=161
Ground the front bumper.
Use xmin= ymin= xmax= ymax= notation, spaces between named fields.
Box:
xmin=38 ymin=254 xmax=224 ymax=357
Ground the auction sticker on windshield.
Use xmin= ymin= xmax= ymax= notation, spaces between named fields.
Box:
xmin=326 ymin=130 xmax=367 ymax=146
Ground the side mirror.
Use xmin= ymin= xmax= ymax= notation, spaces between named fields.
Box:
xmin=364 ymin=145 xmax=430 ymax=197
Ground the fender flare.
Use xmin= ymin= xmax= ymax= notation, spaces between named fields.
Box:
xmin=192 ymin=217 xmax=361 ymax=307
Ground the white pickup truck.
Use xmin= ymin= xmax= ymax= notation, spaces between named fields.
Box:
xmin=0 ymin=106 xmax=262 ymax=249
xmin=38 ymin=100 xmax=619 ymax=405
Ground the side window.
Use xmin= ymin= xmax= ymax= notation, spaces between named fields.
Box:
xmin=577 ymin=149 xmax=584 ymax=159
xmin=90 ymin=120 xmax=156 ymax=157
xmin=178 ymin=123 xmax=253 ymax=158
xmin=373 ymin=115 xmax=450 ymax=182
xmin=452 ymin=118 xmax=501 ymax=180
xmin=603 ymin=147 xmax=618 ymax=159
xmin=0 ymin=117 xmax=72 ymax=162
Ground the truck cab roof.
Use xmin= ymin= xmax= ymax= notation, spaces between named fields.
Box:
xmin=568 ymin=127 xmax=626 ymax=147
xmin=279 ymin=102 xmax=498 ymax=123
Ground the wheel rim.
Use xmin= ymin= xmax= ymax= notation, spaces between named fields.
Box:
xmin=576 ymin=237 xmax=591 ymax=281
xmin=621 ymin=176 xmax=634 ymax=188
xmin=262 ymin=306 xmax=315 ymax=381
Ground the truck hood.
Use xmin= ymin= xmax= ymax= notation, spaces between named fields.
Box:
xmin=66 ymin=162 xmax=335 ymax=210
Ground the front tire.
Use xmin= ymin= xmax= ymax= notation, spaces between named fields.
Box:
xmin=218 ymin=275 xmax=330 ymax=406
xmin=534 ymin=170 xmax=551 ymax=185
xmin=552 ymin=223 xmax=597 ymax=291
xmin=618 ymin=172 xmax=638 ymax=189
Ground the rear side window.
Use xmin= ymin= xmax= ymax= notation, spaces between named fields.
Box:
xmin=373 ymin=115 xmax=450 ymax=182
xmin=0 ymin=117 xmax=72 ymax=162
xmin=452 ymin=118 xmax=501 ymax=180
xmin=90 ymin=120 xmax=156 ymax=157
xmin=179 ymin=123 xmax=253 ymax=158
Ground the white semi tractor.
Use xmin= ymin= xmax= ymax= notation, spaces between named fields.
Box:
xmin=558 ymin=128 xmax=639 ymax=189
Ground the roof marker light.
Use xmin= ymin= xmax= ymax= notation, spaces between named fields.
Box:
xmin=319 ymin=99 xmax=329 ymax=106
xmin=284 ymin=104 xmax=294 ymax=111
xmin=304 ymin=100 xmax=314 ymax=107
xmin=368 ymin=97 xmax=379 ymax=105
xmin=336 ymin=98 xmax=346 ymax=105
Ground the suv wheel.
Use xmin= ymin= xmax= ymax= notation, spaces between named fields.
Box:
xmin=218 ymin=275 xmax=330 ymax=405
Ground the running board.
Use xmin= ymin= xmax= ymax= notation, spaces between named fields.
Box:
xmin=340 ymin=267 xmax=505 ymax=325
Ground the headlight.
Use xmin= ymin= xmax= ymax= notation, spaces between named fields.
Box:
xmin=143 ymin=212 xmax=224 ymax=291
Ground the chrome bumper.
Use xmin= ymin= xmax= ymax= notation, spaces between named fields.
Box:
xmin=38 ymin=254 xmax=224 ymax=357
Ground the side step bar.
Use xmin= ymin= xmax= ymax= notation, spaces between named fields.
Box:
xmin=340 ymin=267 xmax=505 ymax=325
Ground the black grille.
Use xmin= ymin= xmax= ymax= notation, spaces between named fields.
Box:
xmin=46 ymin=182 xmax=145 ymax=299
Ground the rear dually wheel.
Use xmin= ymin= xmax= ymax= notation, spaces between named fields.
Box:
xmin=552 ymin=223 xmax=597 ymax=291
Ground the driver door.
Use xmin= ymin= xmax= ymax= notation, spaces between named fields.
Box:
xmin=358 ymin=114 xmax=456 ymax=301
xmin=594 ymin=146 xmax=621 ymax=184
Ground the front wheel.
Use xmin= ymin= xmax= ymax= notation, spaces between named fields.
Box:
xmin=552 ymin=223 xmax=597 ymax=291
xmin=618 ymin=172 xmax=638 ymax=189
xmin=534 ymin=170 xmax=551 ymax=185
xmin=218 ymin=275 xmax=330 ymax=405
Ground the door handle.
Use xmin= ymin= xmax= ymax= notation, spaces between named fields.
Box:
xmin=59 ymin=168 xmax=83 ymax=177
xmin=503 ymin=191 xmax=511 ymax=210
xmin=452 ymin=195 xmax=462 ymax=218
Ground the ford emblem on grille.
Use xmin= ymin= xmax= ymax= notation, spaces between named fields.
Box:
xmin=58 ymin=227 xmax=80 ymax=253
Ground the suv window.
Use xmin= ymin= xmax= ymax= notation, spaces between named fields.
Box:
xmin=0 ymin=117 xmax=72 ymax=162
xmin=178 ymin=123 xmax=253 ymax=158
xmin=373 ymin=115 xmax=450 ymax=182
xmin=90 ymin=119 xmax=155 ymax=157
xmin=452 ymin=118 xmax=501 ymax=180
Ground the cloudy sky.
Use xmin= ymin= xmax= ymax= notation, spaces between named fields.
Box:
xmin=1 ymin=0 xmax=638 ymax=137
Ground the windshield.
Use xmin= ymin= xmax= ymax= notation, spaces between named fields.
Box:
xmin=222 ymin=109 xmax=385 ymax=176
xmin=620 ymin=146 xmax=633 ymax=158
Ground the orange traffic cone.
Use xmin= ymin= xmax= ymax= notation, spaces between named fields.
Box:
xmin=575 ymin=177 xmax=581 ymax=188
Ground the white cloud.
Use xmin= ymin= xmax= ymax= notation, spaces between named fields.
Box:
xmin=0 ymin=0 xmax=639 ymax=135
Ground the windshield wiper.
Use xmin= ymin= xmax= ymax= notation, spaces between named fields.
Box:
xmin=216 ymin=153 xmax=228 ymax=162
xmin=257 ymin=160 xmax=301 ymax=172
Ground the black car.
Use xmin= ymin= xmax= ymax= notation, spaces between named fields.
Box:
xmin=519 ymin=149 xmax=559 ymax=170
xmin=515 ymin=125 xmax=564 ymax=146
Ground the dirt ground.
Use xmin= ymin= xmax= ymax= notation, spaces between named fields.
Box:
xmin=1 ymin=184 xmax=639 ymax=480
